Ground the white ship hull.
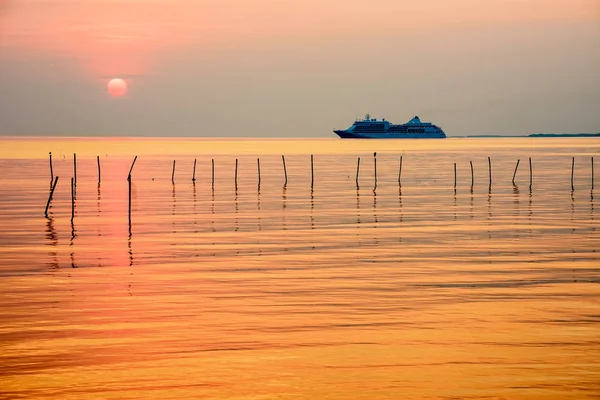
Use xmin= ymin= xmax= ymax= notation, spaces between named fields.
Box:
xmin=334 ymin=115 xmax=446 ymax=139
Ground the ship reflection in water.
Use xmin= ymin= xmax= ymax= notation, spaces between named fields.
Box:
xmin=0 ymin=138 xmax=598 ymax=399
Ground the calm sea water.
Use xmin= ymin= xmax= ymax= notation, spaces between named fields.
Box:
xmin=0 ymin=137 xmax=599 ymax=399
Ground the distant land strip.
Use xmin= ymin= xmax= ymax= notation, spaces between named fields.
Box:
xmin=528 ymin=133 xmax=600 ymax=137
xmin=458 ymin=133 xmax=600 ymax=138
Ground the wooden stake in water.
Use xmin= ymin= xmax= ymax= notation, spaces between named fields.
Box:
xmin=356 ymin=157 xmax=361 ymax=188
xmin=73 ymin=153 xmax=77 ymax=187
xmin=127 ymin=156 xmax=138 ymax=181
xmin=488 ymin=156 xmax=492 ymax=187
xmin=97 ymin=156 xmax=101 ymax=184
xmin=192 ymin=158 xmax=197 ymax=182
xmin=310 ymin=154 xmax=314 ymax=189
xmin=257 ymin=158 xmax=261 ymax=189
xmin=512 ymin=159 xmax=520 ymax=185
xmin=171 ymin=160 xmax=176 ymax=184
xmin=398 ymin=156 xmax=403 ymax=185
xmin=470 ymin=160 xmax=474 ymax=188
xmin=211 ymin=159 xmax=215 ymax=189
xmin=235 ymin=159 xmax=238 ymax=191
xmin=571 ymin=157 xmax=575 ymax=191
xmin=49 ymin=152 xmax=54 ymax=183
xmin=529 ymin=157 xmax=533 ymax=191
xmin=373 ymin=152 xmax=377 ymax=190
xmin=44 ymin=176 xmax=59 ymax=217
xmin=454 ymin=163 xmax=457 ymax=188
xmin=71 ymin=177 xmax=75 ymax=222
xmin=282 ymin=155 xmax=288 ymax=187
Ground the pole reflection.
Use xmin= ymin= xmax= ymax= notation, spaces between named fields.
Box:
xmin=310 ymin=189 xmax=315 ymax=250
xmin=571 ymin=190 xmax=575 ymax=236
xmin=257 ymin=189 xmax=262 ymax=257
xmin=282 ymin=187 xmax=288 ymax=232
xmin=591 ymin=190 xmax=596 ymax=254
xmin=70 ymin=216 xmax=77 ymax=269
xmin=453 ymin=188 xmax=457 ymax=221
xmin=373 ymin=190 xmax=378 ymax=226
xmin=235 ymin=190 xmax=239 ymax=233
xmin=528 ymin=190 xmax=533 ymax=238
xmin=45 ymin=214 xmax=59 ymax=269
xmin=398 ymin=185 xmax=403 ymax=223
xmin=257 ymin=189 xmax=261 ymax=233
xmin=356 ymin=188 xmax=361 ymax=227
xmin=128 ymin=225 xmax=133 ymax=267
xmin=211 ymin=189 xmax=216 ymax=256
xmin=211 ymin=189 xmax=216 ymax=233
xmin=397 ymin=185 xmax=403 ymax=244
xmin=128 ymin=179 xmax=134 ymax=267
xmin=235 ymin=190 xmax=239 ymax=256
xmin=513 ymin=184 xmax=520 ymax=241
xmin=171 ymin=183 xmax=176 ymax=234
xmin=193 ymin=181 xmax=197 ymax=233
xmin=97 ymin=184 xmax=102 ymax=241
xmin=470 ymin=188 xmax=474 ymax=221
xmin=373 ymin=190 xmax=378 ymax=246
xmin=487 ymin=188 xmax=492 ymax=241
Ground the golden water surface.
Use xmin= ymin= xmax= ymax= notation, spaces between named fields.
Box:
xmin=0 ymin=138 xmax=599 ymax=399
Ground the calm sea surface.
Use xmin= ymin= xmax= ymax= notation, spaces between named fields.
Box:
xmin=0 ymin=137 xmax=599 ymax=399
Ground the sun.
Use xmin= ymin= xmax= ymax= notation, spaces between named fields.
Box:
xmin=108 ymin=78 xmax=127 ymax=97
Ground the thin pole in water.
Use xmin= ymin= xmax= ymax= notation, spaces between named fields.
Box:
xmin=235 ymin=158 xmax=238 ymax=191
xmin=398 ymin=156 xmax=403 ymax=185
xmin=454 ymin=163 xmax=457 ymax=188
xmin=356 ymin=157 xmax=361 ymax=188
xmin=73 ymin=153 xmax=77 ymax=187
xmin=97 ymin=156 xmax=101 ymax=184
xmin=127 ymin=156 xmax=138 ymax=181
xmin=373 ymin=152 xmax=377 ymax=191
xmin=192 ymin=158 xmax=197 ymax=182
xmin=529 ymin=157 xmax=533 ymax=191
xmin=257 ymin=158 xmax=261 ymax=190
xmin=282 ymin=155 xmax=288 ymax=187
xmin=172 ymin=160 xmax=176 ymax=184
xmin=512 ymin=159 xmax=520 ymax=185
xmin=49 ymin=152 xmax=54 ymax=183
xmin=44 ymin=176 xmax=59 ymax=217
xmin=211 ymin=159 xmax=215 ymax=189
xmin=488 ymin=156 xmax=492 ymax=188
xmin=470 ymin=160 xmax=474 ymax=188
xmin=571 ymin=157 xmax=575 ymax=191
xmin=310 ymin=154 xmax=314 ymax=189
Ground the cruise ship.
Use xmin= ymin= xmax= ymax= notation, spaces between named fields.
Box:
xmin=334 ymin=115 xmax=446 ymax=139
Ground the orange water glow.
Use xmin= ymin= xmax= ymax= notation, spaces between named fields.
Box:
xmin=1 ymin=137 xmax=599 ymax=399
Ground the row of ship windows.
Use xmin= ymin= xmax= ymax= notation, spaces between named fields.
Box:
xmin=390 ymin=128 xmax=427 ymax=133
xmin=355 ymin=127 xmax=386 ymax=131
xmin=354 ymin=127 xmax=437 ymax=133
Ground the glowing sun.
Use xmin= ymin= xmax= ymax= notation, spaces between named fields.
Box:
xmin=108 ymin=78 xmax=127 ymax=97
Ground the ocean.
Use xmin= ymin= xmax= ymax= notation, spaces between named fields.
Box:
xmin=0 ymin=137 xmax=599 ymax=399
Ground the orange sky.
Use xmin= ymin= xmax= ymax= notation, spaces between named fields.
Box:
xmin=3 ymin=0 xmax=597 ymax=75
xmin=0 ymin=0 xmax=599 ymax=136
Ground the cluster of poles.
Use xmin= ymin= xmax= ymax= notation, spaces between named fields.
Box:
xmin=44 ymin=152 xmax=595 ymax=218
xmin=187 ymin=155 xmax=301 ymax=191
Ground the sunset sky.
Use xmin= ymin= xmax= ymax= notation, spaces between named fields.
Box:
xmin=0 ymin=0 xmax=599 ymax=137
